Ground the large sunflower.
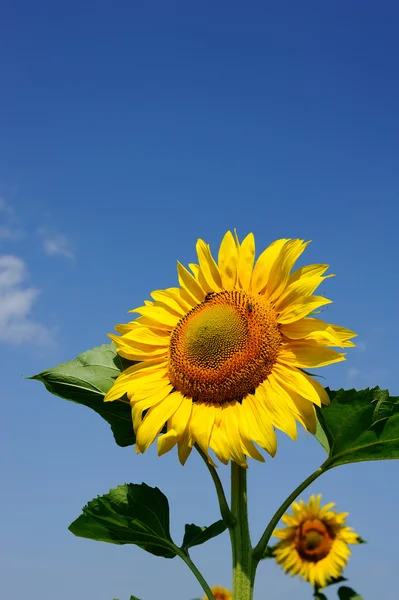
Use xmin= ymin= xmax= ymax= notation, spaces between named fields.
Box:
xmin=105 ymin=231 xmax=355 ymax=466
xmin=272 ymin=495 xmax=361 ymax=588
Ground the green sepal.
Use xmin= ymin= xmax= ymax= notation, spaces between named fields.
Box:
xmin=323 ymin=576 xmax=347 ymax=588
xmin=69 ymin=483 xmax=177 ymax=558
xmin=313 ymin=593 xmax=328 ymax=600
xmin=30 ymin=343 xmax=135 ymax=447
xmin=259 ymin=545 xmax=276 ymax=559
xmin=315 ymin=387 xmax=399 ymax=468
xmin=337 ymin=586 xmax=364 ymax=599
xmin=181 ymin=520 xmax=227 ymax=551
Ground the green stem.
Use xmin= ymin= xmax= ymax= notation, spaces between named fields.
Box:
xmin=176 ymin=548 xmax=216 ymax=600
xmin=231 ymin=463 xmax=254 ymax=600
xmin=252 ymin=465 xmax=325 ymax=564
xmin=195 ymin=445 xmax=236 ymax=528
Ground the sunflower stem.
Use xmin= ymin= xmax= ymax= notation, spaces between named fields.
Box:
xmin=252 ymin=465 xmax=325 ymax=565
xmin=231 ymin=463 xmax=254 ymax=600
xmin=176 ymin=548 xmax=216 ymax=600
xmin=195 ymin=445 xmax=236 ymax=528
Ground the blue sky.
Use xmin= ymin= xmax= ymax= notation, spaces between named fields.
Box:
xmin=1 ymin=2 xmax=399 ymax=599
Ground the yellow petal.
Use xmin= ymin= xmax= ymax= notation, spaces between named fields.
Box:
xmin=169 ymin=395 xmax=193 ymax=436
xmin=220 ymin=402 xmax=247 ymax=467
xmin=157 ymin=394 xmax=192 ymax=456
xmin=165 ymin=287 xmax=194 ymax=312
xmin=177 ymin=429 xmax=194 ymax=465
xmin=188 ymin=263 xmax=200 ymax=278
xmin=267 ymin=240 xmax=309 ymax=302
xmin=157 ymin=429 xmax=179 ymax=456
xmin=108 ymin=334 xmax=168 ymax=361
xmin=275 ymin=274 xmax=333 ymax=312
xmin=131 ymin=304 xmax=180 ymax=328
xmin=131 ymin=383 xmax=173 ymax=431
xmin=218 ymin=231 xmax=238 ymax=290
xmin=136 ymin=391 xmax=183 ymax=453
xmin=235 ymin=401 xmax=265 ymax=462
xmin=122 ymin=327 xmax=170 ymax=346
xmin=272 ymin=364 xmax=329 ymax=407
xmin=114 ymin=323 xmax=136 ymax=334
xmin=251 ymin=238 xmax=288 ymax=294
xmin=281 ymin=318 xmax=344 ymax=347
xmin=241 ymin=395 xmax=276 ymax=457
xmin=277 ymin=296 xmax=332 ymax=324
xmin=288 ymin=391 xmax=317 ymax=434
xmin=287 ymin=263 xmax=329 ymax=284
xmin=104 ymin=360 xmax=167 ymax=401
xmin=329 ymin=324 xmax=357 ymax=344
xmin=208 ymin=422 xmax=230 ymax=465
xmin=133 ymin=315 xmax=174 ymax=331
xmin=259 ymin=380 xmax=298 ymax=441
xmin=189 ymin=402 xmax=216 ymax=457
xmin=278 ymin=343 xmax=346 ymax=368
xmin=106 ymin=369 xmax=168 ymax=402
xmin=177 ymin=262 xmax=205 ymax=303
xmin=237 ymin=233 xmax=255 ymax=290
xmin=196 ymin=239 xmax=222 ymax=291
xmin=150 ymin=290 xmax=186 ymax=316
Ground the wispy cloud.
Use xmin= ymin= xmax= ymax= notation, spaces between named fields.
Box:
xmin=347 ymin=366 xmax=360 ymax=380
xmin=0 ymin=255 xmax=54 ymax=345
xmin=356 ymin=341 xmax=367 ymax=352
xmin=346 ymin=364 xmax=390 ymax=386
xmin=37 ymin=228 xmax=75 ymax=260
xmin=0 ymin=198 xmax=24 ymax=242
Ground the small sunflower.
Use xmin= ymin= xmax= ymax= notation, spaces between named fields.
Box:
xmin=105 ymin=231 xmax=355 ymax=466
xmin=203 ymin=586 xmax=232 ymax=600
xmin=272 ymin=494 xmax=361 ymax=588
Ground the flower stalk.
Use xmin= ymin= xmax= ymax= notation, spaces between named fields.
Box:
xmin=230 ymin=463 xmax=255 ymax=600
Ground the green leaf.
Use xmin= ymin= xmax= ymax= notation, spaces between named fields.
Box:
xmin=315 ymin=387 xmax=399 ymax=469
xmin=130 ymin=596 xmax=142 ymax=600
xmin=29 ymin=343 xmax=135 ymax=447
xmin=314 ymin=418 xmax=330 ymax=454
xmin=69 ymin=483 xmax=177 ymax=558
xmin=181 ymin=520 xmax=227 ymax=550
xmin=337 ymin=586 xmax=364 ymax=600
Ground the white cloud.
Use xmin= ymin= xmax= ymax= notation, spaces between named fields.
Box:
xmin=0 ymin=255 xmax=54 ymax=345
xmin=0 ymin=198 xmax=24 ymax=242
xmin=38 ymin=228 xmax=75 ymax=260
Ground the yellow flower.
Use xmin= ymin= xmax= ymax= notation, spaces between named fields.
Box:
xmin=105 ymin=231 xmax=355 ymax=466
xmin=272 ymin=494 xmax=361 ymax=588
xmin=203 ymin=586 xmax=232 ymax=600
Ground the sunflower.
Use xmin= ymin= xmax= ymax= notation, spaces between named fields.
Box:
xmin=105 ymin=231 xmax=355 ymax=466
xmin=203 ymin=586 xmax=232 ymax=600
xmin=272 ymin=495 xmax=361 ymax=588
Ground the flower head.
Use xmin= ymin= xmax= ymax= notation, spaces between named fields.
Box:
xmin=203 ymin=586 xmax=232 ymax=600
xmin=272 ymin=494 xmax=361 ymax=588
xmin=105 ymin=231 xmax=355 ymax=466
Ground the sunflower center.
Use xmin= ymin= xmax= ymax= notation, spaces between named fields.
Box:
xmin=296 ymin=519 xmax=334 ymax=562
xmin=168 ymin=290 xmax=281 ymax=404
